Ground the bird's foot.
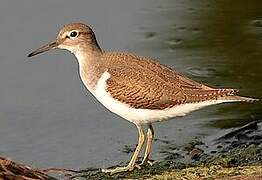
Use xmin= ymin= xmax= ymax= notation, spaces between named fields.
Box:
xmin=102 ymin=163 xmax=140 ymax=175
xmin=139 ymin=159 xmax=154 ymax=166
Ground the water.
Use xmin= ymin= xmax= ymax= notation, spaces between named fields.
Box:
xmin=0 ymin=0 xmax=261 ymax=169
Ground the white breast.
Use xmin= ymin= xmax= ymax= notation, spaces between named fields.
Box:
xmin=93 ymin=71 xmax=238 ymax=125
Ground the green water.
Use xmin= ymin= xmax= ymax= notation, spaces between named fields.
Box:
xmin=134 ymin=0 xmax=262 ymax=129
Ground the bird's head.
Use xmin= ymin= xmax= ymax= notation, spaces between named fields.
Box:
xmin=28 ymin=23 xmax=101 ymax=57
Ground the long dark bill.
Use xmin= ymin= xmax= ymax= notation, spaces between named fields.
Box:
xmin=28 ymin=41 xmax=59 ymax=57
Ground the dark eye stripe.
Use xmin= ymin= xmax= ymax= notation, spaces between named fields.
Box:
xmin=79 ymin=32 xmax=90 ymax=35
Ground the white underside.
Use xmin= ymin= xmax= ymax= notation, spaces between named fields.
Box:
xmin=92 ymin=71 xmax=238 ymax=125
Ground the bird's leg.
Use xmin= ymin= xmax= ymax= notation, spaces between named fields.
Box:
xmin=102 ymin=125 xmax=145 ymax=175
xmin=140 ymin=124 xmax=154 ymax=166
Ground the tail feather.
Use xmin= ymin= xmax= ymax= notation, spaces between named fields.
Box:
xmin=218 ymin=95 xmax=259 ymax=103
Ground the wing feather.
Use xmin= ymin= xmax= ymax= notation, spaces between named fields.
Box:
xmin=103 ymin=52 xmax=238 ymax=109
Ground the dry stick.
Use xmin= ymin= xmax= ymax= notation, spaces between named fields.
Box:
xmin=0 ymin=156 xmax=56 ymax=180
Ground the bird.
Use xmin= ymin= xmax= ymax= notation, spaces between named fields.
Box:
xmin=28 ymin=23 xmax=258 ymax=174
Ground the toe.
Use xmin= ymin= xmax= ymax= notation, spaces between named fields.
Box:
xmin=102 ymin=165 xmax=137 ymax=175
xmin=134 ymin=163 xmax=141 ymax=169
xmin=147 ymin=160 xmax=154 ymax=166
xmin=140 ymin=159 xmax=154 ymax=166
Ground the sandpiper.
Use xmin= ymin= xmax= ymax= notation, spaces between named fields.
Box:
xmin=28 ymin=23 xmax=258 ymax=174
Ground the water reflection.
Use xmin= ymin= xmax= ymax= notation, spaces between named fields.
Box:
xmin=137 ymin=0 xmax=262 ymax=129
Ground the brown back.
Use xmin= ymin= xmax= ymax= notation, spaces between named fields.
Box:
xmin=102 ymin=52 xmax=237 ymax=109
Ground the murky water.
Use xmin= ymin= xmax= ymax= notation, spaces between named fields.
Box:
xmin=0 ymin=0 xmax=261 ymax=169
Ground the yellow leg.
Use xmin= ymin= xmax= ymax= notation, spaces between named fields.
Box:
xmin=102 ymin=125 xmax=145 ymax=175
xmin=140 ymin=124 xmax=154 ymax=166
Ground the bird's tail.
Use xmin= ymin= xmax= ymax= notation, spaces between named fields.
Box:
xmin=218 ymin=95 xmax=259 ymax=103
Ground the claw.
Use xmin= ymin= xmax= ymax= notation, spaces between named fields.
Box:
xmin=102 ymin=163 xmax=141 ymax=175
xmin=135 ymin=164 xmax=141 ymax=169
xmin=139 ymin=159 xmax=154 ymax=166
xmin=147 ymin=160 xmax=154 ymax=166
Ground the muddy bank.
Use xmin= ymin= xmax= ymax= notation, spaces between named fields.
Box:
xmin=1 ymin=120 xmax=261 ymax=179
xmin=63 ymin=120 xmax=261 ymax=179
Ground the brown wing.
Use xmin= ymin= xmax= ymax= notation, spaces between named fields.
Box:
xmin=104 ymin=52 xmax=237 ymax=109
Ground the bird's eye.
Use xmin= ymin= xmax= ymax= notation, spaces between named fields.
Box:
xmin=69 ymin=31 xmax=78 ymax=38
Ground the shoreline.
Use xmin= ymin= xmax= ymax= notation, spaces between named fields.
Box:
xmin=1 ymin=121 xmax=261 ymax=179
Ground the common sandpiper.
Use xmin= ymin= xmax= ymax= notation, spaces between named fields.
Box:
xmin=28 ymin=23 xmax=258 ymax=174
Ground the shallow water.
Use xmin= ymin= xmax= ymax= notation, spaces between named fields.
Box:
xmin=0 ymin=0 xmax=261 ymax=169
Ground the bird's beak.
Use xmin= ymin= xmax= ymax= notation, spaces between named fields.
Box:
xmin=28 ymin=41 xmax=59 ymax=57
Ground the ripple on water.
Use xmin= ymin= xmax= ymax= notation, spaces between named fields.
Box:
xmin=168 ymin=38 xmax=183 ymax=45
xmin=187 ymin=7 xmax=195 ymax=13
xmin=191 ymin=27 xmax=201 ymax=33
xmin=187 ymin=67 xmax=217 ymax=78
xmin=251 ymin=19 xmax=262 ymax=28
xmin=143 ymin=31 xmax=157 ymax=39
xmin=167 ymin=38 xmax=183 ymax=51
xmin=177 ymin=26 xmax=187 ymax=32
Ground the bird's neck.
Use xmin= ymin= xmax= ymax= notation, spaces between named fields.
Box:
xmin=74 ymin=48 xmax=105 ymax=92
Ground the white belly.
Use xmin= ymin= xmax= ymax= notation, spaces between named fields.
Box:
xmin=92 ymin=71 xmax=237 ymax=125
